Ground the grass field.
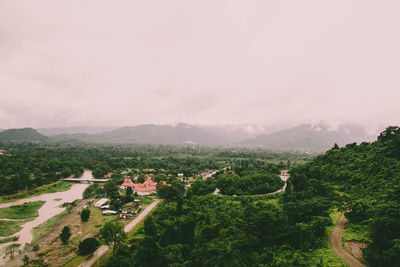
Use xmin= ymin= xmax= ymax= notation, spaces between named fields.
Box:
xmin=0 ymin=220 xmax=25 ymax=237
xmin=0 ymin=181 xmax=72 ymax=204
xmin=0 ymin=201 xmax=45 ymax=237
xmin=0 ymin=236 xmax=19 ymax=244
xmin=0 ymin=201 xmax=45 ymax=220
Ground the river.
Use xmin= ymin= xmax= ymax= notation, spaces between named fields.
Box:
xmin=0 ymin=170 xmax=92 ymax=263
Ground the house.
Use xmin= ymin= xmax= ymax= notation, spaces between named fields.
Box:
xmin=120 ymin=178 xmax=135 ymax=190
xmin=102 ymin=210 xmax=117 ymax=215
xmin=94 ymin=198 xmax=109 ymax=208
xmin=104 ymin=172 xmax=114 ymax=178
xmin=120 ymin=177 xmax=169 ymax=196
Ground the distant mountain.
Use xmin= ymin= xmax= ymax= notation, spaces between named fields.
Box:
xmin=84 ymin=123 xmax=229 ymax=144
xmin=38 ymin=126 xmax=119 ymax=136
xmin=239 ymin=122 xmax=377 ymax=151
xmin=0 ymin=128 xmax=48 ymax=142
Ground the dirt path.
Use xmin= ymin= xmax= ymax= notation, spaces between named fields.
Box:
xmin=78 ymin=199 xmax=161 ymax=267
xmin=330 ymin=214 xmax=366 ymax=267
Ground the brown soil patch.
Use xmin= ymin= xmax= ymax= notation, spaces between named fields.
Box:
xmin=345 ymin=241 xmax=367 ymax=259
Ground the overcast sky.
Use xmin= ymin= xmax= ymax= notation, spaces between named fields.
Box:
xmin=0 ymin=0 xmax=399 ymax=129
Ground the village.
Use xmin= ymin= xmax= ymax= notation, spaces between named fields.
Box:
xmin=0 ymin=167 xmax=218 ymax=267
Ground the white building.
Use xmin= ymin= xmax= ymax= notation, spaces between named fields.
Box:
xmin=94 ymin=198 xmax=109 ymax=208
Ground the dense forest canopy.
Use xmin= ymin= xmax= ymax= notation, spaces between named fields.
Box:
xmin=0 ymin=143 xmax=304 ymax=196
xmin=102 ymin=126 xmax=400 ymax=267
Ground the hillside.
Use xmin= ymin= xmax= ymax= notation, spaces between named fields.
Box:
xmin=38 ymin=126 xmax=119 ymax=136
xmin=290 ymin=126 xmax=400 ymax=266
xmin=87 ymin=123 xmax=229 ymax=144
xmin=0 ymin=128 xmax=48 ymax=142
xmin=240 ymin=122 xmax=377 ymax=151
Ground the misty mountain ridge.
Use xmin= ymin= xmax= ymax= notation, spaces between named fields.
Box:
xmin=239 ymin=121 xmax=378 ymax=151
xmin=0 ymin=128 xmax=48 ymax=142
xmin=0 ymin=122 xmax=381 ymax=152
xmin=37 ymin=126 xmax=119 ymax=136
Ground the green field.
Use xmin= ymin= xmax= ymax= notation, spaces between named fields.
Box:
xmin=0 ymin=236 xmax=19 ymax=244
xmin=0 ymin=201 xmax=45 ymax=220
xmin=0 ymin=220 xmax=25 ymax=237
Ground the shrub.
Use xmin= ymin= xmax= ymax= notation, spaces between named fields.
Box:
xmin=81 ymin=208 xmax=91 ymax=222
xmin=60 ymin=226 xmax=71 ymax=245
xmin=78 ymin=237 xmax=99 ymax=255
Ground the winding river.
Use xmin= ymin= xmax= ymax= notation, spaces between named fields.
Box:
xmin=0 ymin=171 xmax=92 ymax=263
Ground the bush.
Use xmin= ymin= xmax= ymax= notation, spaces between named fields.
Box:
xmin=60 ymin=226 xmax=71 ymax=245
xmin=78 ymin=237 xmax=99 ymax=255
xmin=81 ymin=208 xmax=91 ymax=222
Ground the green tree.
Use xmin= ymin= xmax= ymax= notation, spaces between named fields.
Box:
xmin=100 ymin=221 xmax=127 ymax=255
xmin=81 ymin=208 xmax=91 ymax=222
xmin=126 ymin=186 xmax=133 ymax=196
xmin=60 ymin=226 xmax=71 ymax=245
xmin=78 ymin=237 xmax=99 ymax=255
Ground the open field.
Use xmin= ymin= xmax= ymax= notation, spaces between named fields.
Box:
xmin=0 ymin=201 xmax=45 ymax=237
xmin=0 ymin=220 xmax=25 ymax=237
xmin=0 ymin=236 xmax=19 ymax=244
xmin=0 ymin=201 xmax=45 ymax=220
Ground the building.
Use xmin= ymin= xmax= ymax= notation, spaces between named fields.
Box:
xmin=94 ymin=198 xmax=109 ymax=208
xmin=120 ymin=176 xmax=168 ymax=196
xmin=104 ymin=172 xmax=114 ymax=178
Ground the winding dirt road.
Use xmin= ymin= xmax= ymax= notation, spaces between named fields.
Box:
xmin=330 ymin=214 xmax=366 ymax=267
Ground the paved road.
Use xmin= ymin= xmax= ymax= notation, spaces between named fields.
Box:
xmin=330 ymin=214 xmax=366 ymax=267
xmin=78 ymin=199 xmax=161 ymax=267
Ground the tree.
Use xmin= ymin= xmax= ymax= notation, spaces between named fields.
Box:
xmin=100 ymin=221 xmax=127 ymax=255
xmin=79 ymin=237 xmax=99 ymax=255
xmin=104 ymin=181 xmax=119 ymax=200
xmin=60 ymin=226 xmax=71 ymax=245
xmin=126 ymin=186 xmax=133 ymax=197
xmin=138 ymin=174 xmax=146 ymax=183
xmin=81 ymin=208 xmax=91 ymax=222
xmin=23 ymin=255 xmax=30 ymax=265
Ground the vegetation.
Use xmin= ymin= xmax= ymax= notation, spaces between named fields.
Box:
xmin=31 ymin=209 xmax=69 ymax=244
xmin=0 ymin=236 xmax=19 ymax=244
xmin=286 ymin=126 xmax=400 ymax=266
xmin=81 ymin=208 xmax=91 ymax=222
xmin=0 ymin=201 xmax=45 ymax=220
xmin=100 ymin=221 xmax=127 ymax=255
xmin=78 ymin=237 xmax=99 ymax=255
xmin=3 ymin=127 xmax=399 ymax=266
xmin=60 ymin=226 xmax=71 ymax=245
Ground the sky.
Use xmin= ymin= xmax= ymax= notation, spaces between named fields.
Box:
xmin=0 ymin=0 xmax=399 ymax=129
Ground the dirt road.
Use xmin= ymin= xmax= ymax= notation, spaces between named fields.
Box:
xmin=78 ymin=199 xmax=161 ymax=267
xmin=330 ymin=214 xmax=366 ymax=267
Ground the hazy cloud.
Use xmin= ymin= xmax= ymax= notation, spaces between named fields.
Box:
xmin=0 ymin=0 xmax=399 ymax=128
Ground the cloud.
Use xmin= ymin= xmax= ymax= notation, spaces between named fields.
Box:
xmin=0 ymin=0 xmax=399 ymax=128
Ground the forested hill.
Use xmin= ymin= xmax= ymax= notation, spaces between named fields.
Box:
xmin=239 ymin=122 xmax=376 ymax=151
xmin=290 ymin=126 xmax=400 ymax=266
xmin=0 ymin=128 xmax=48 ymax=142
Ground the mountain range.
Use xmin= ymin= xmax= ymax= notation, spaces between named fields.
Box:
xmin=0 ymin=122 xmax=381 ymax=152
